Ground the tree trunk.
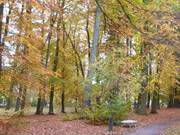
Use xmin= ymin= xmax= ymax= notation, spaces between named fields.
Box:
xmin=5 ymin=2 xmax=14 ymax=110
xmin=36 ymin=96 xmax=42 ymax=114
xmin=126 ymin=37 xmax=130 ymax=56
xmin=39 ymin=96 xmax=45 ymax=114
xmin=49 ymin=88 xmax=54 ymax=115
xmin=168 ymin=95 xmax=174 ymax=108
xmin=168 ymin=88 xmax=176 ymax=108
xmin=20 ymin=87 xmax=26 ymax=110
xmin=137 ymin=43 xmax=149 ymax=115
xmin=61 ymin=90 xmax=65 ymax=113
xmin=6 ymin=82 xmax=14 ymax=110
xmin=15 ymin=85 xmax=22 ymax=112
xmin=157 ymin=90 xmax=160 ymax=109
xmin=137 ymin=91 xmax=148 ymax=115
xmin=151 ymin=90 xmax=158 ymax=113
xmin=39 ymin=12 xmax=55 ymax=115
xmin=15 ymin=97 xmax=21 ymax=112
xmin=137 ymin=69 xmax=148 ymax=114
xmin=84 ymin=3 xmax=101 ymax=107
xmin=60 ymin=0 xmax=66 ymax=113
xmin=86 ymin=3 xmax=91 ymax=62
xmin=48 ymin=12 xmax=60 ymax=114
xmin=146 ymin=92 xmax=150 ymax=108
xmin=0 ymin=3 xmax=4 ymax=76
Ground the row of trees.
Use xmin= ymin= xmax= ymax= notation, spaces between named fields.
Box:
xmin=0 ymin=0 xmax=179 ymax=119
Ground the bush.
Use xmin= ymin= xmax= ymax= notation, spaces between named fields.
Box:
xmin=84 ymin=95 xmax=131 ymax=124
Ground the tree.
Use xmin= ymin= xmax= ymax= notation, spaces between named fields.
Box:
xmin=84 ymin=1 xmax=101 ymax=107
xmin=0 ymin=2 xmax=4 ymax=77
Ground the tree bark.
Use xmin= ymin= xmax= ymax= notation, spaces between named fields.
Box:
xmin=37 ymin=12 xmax=56 ymax=115
xmin=20 ymin=87 xmax=27 ymax=110
xmin=36 ymin=96 xmax=42 ymax=114
xmin=146 ymin=93 xmax=150 ymax=108
xmin=47 ymin=29 xmax=55 ymax=114
xmin=86 ymin=4 xmax=91 ymax=62
xmin=0 ymin=3 xmax=4 ymax=77
xmin=84 ymin=3 xmax=101 ymax=107
xmin=151 ymin=90 xmax=158 ymax=113
xmin=6 ymin=82 xmax=14 ymax=110
xmin=15 ymin=85 xmax=22 ymax=112
xmin=49 ymin=88 xmax=54 ymax=115
xmin=157 ymin=89 xmax=160 ymax=109
xmin=48 ymin=12 xmax=60 ymax=114
xmin=137 ymin=91 xmax=148 ymax=115
xmin=137 ymin=44 xmax=148 ymax=115
xmin=4 ymin=1 xmax=14 ymax=110
xmin=60 ymin=0 xmax=66 ymax=113
xmin=61 ymin=89 xmax=65 ymax=113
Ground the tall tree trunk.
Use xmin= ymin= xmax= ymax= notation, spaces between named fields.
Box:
xmin=49 ymin=13 xmax=60 ymax=114
xmin=37 ymin=11 xmax=56 ymax=115
xmin=60 ymin=0 xmax=66 ymax=113
xmin=84 ymin=3 xmax=101 ymax=107
xmin=46 ymin=29 xmax=53 ymax=115
xmin=137 ymin=44 xmax=148 ymax=115
xmin=146 ymin=54 xmax=152 ymax=109
xmin=14 ymin=3 xmax=24 ymax=112
xmin=0 ymin=3 xmax=4 ymax=77
xmin=61 ymin=28 xmax=65 ymax=113
xmin=86 ymin=3 xmax=91 ymax=62
xmin=5 ymin=1 xmax=14 ymax=110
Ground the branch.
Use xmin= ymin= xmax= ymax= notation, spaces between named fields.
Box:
xmin=116 ymin=0 xmax=143 ymax=33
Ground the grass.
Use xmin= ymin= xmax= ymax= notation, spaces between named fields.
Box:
xmin=60 ymin=113 xmax=83 ymax=121
xmin=0 ymin=106 xmax=76 ymax=116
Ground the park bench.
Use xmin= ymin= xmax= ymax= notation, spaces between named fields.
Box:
xmin=121 ymin=120 xmax=137 ymax=128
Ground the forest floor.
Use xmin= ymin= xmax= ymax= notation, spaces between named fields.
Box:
xmin=0 ymin=108 xmax=179 ymax=135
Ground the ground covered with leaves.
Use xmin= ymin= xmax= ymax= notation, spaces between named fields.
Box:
xmin=161 ymin=123 xmax=180 ymax=135
xmin=0 ymin=108 xmax=179 ymax=135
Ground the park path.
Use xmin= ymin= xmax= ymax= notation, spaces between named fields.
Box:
xmin=124 ymin=114 xmax=180 ymax=135
xmin=125 ymin=122 xmax=169 ymax=135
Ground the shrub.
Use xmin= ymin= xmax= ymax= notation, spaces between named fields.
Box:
xmin=84 ymin=95 xmax=131 ymax=124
